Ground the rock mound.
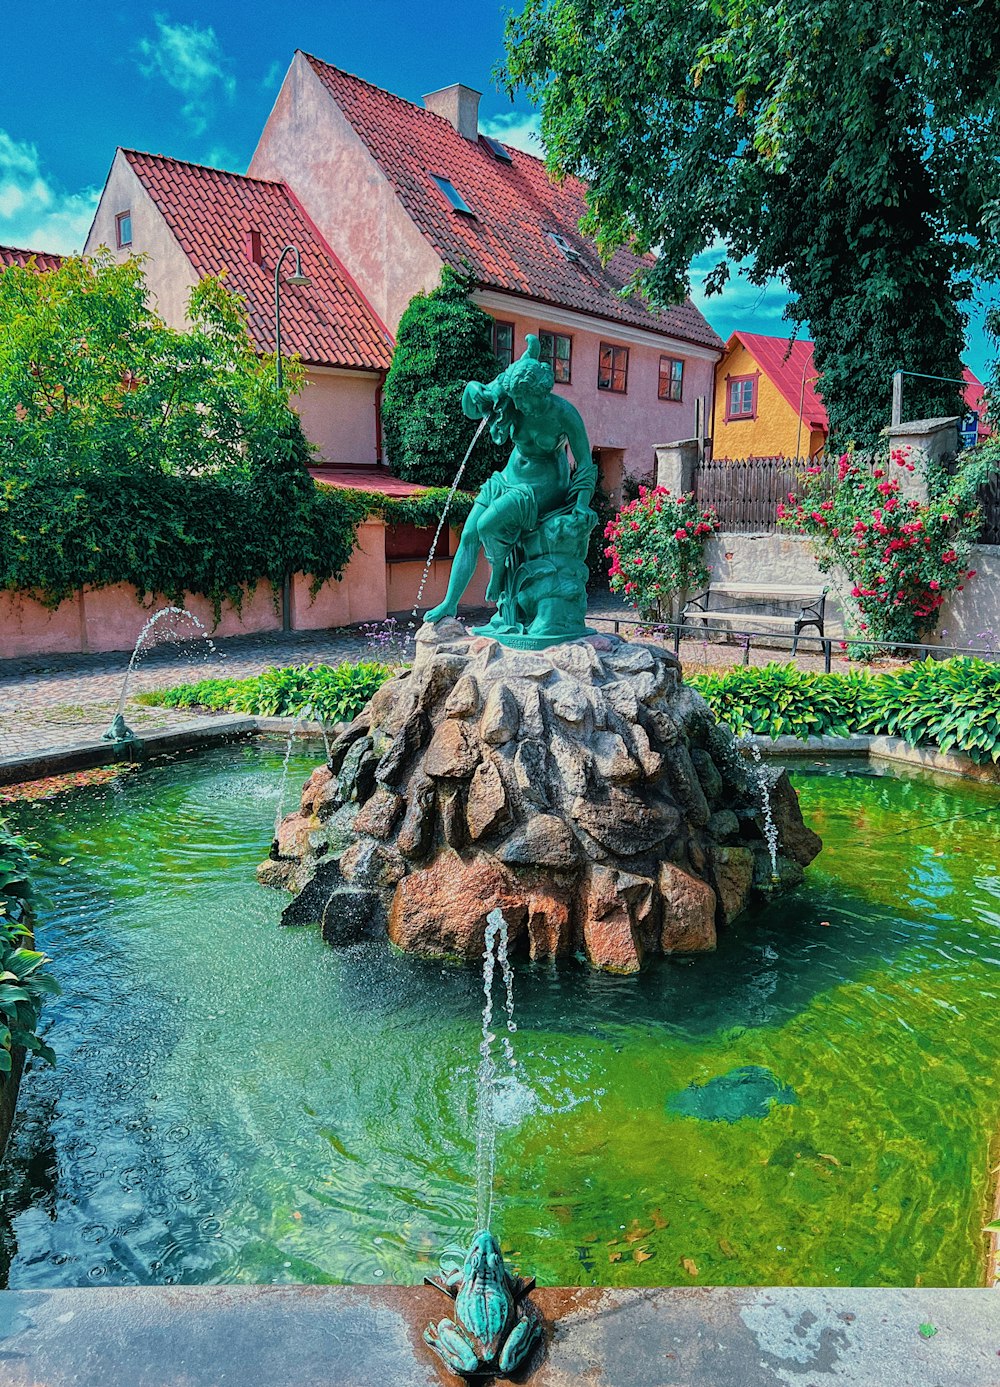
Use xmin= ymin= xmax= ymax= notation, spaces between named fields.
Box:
xmin=259 ymin=620 xmax=821 ymax=972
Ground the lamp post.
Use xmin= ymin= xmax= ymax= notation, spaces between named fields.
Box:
xmin=273 ymin=245 xmax=311 ymax=633
xmin=273 ymin=244 xmax=311 ymax=391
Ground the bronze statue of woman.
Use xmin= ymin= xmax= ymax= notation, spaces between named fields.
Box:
xmin=425 ymin=335 xmax=598 ymax=650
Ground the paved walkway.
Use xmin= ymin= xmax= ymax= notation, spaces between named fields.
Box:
xmin=0 ymin=594 xmax=863 ymax=763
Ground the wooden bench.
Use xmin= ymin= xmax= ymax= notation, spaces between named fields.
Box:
xmin=683 ymin=582 xmax=828 ymax=653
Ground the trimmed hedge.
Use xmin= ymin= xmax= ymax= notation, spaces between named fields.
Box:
xmin=692 ymin=658 xmax=1000 ymax=763
xmin=0 ymin=459 xmax=476 ymax=616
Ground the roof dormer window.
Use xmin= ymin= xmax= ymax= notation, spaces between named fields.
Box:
xmin=547 ymin=231 xmax=581 ymax=264
xmin=430 ymin=174 xmax=474 ymax=215
xmin=481 ymin=135 xmax=513 ymax=164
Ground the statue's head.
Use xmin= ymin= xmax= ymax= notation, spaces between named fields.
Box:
xmin=504 ymin=354 xmax=553 ymax=412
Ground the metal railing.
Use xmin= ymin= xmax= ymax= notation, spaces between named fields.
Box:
xmin=588 ymin=614 xmax=1000 ymax=674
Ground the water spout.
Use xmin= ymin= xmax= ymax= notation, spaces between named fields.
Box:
xmin=273 ymin=718 xmax=301 ymax=839
xmin=475 ymin=908 xmax=518 ymax=1232
xmin=740 ymin=733 xmax=780 ymax=881
xmin=408 ymin=415 xmax=488 ymax=642
xmin=103 ymin=606 xmax=210 ymax=744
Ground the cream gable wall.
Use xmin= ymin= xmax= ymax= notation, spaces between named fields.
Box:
xmin=249 ymin=52 xmax=443 ymax=331
xmin=84 ymin=151 xmax=199 ymax=329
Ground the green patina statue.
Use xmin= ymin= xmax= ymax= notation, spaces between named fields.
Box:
xmin=425 ymin=334 xmax=598 ymax=650
xmin=424 ymin=1229 xmax=541 ymax=1377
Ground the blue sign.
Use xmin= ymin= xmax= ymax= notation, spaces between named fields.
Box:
xmin=959 ymin=411 xmax=979 ymax=449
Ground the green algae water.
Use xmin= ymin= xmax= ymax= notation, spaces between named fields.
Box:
xmin=2 ymin=743 xmax=999 ymax=1290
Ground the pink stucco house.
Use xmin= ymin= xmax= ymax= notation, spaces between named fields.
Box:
xmin=83 ymin=50 xmax=723 ymax=501
xmin=85 ymin=150 xmax=393 ymax=470
xmin=249 ymin=52 xmax=724 ymax=499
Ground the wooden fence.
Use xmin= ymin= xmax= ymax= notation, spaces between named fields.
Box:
xmin=978 ymin=469 xmax=1000 ymax=546
xmin=693 ymin=456 xmax=825 ymax=533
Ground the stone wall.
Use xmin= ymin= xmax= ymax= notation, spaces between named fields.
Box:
xmin=702 ymin=532 xmax=1000 ymax=651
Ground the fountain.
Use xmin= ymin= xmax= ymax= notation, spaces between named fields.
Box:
xmin=261 ymin=336 xmax=823 ymax=1376
xmin=422 ymin=908 xmax=542 ymax=1377
xmin=102 ymin=606 xmax=213 ymax=744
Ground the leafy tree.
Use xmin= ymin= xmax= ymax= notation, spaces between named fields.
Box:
xmin=503 ymin=0 xmax=1000 ymax=448
xmin=0 ymin=250 xmax=300 ymax=477
xmin=382 ymin=268 xmax=507 ymax=488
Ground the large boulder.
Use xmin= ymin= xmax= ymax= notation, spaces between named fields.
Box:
xmin=260 ymin=619 xmax=822 ymax=970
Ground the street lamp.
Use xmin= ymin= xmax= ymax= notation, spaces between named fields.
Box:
xmin=273 ymin=244 xmax=311 ymax=391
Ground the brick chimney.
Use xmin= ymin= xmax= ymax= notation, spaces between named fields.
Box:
xmin=423 ymin=84 xmax=481 ymax=141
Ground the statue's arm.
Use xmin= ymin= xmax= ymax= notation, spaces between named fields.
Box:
xmin=562 ymin=403 xmax=598 ymax=510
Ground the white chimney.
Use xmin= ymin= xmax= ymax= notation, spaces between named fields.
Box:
xmin=423 ymin=83 xmax=481 ymax=141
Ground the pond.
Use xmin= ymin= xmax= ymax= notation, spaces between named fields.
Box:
xmin=1 ymin=742 xmax=998 ymax=1290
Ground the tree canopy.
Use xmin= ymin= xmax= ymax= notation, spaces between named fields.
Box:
xmin=0 ymin=250 xmax=301 ymax=477
xmin=382 ymin=268 xmax=507 ymax=488
xmin=503 ymin=0 xmax=1000 ymax=447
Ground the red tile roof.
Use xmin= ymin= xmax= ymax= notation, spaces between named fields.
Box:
xmin=304 ymin=55 xmax=723 ymax=352
xmin=120 ymin=151 xmax=392 ymax=372
xmin=963 ymin=366 xmax=993 ymax=437
xmin=0 ymin=244 xmax=63 ymax=272
xmin=731 ymin=333 xmax=990 ymax=439
xmin=728 ymin=332 xmax=828 ymax=433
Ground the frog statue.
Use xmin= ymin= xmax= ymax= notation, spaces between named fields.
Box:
xmin=423 ymin=1229 xmax=541 ymax=1377
xmin=425 ymin=334 xmax=599 ymax=650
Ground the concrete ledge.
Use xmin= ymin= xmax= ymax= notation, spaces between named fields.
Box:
xmin=752 ymin=734 xmax=874 ymax=758
xmin=0 ymin=1285 xmax=995 ymax=1386
xmin=867 ymin=736 xmax=1000 ymax=784
xmin=0 ymin=717 xmax=258 ymax=787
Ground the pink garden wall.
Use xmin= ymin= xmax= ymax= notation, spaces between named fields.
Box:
xmin=0 ymin=520 xmax=490 ymax=660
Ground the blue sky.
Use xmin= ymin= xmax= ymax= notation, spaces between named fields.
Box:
xmin=0 ymin=1 xmax=994 ymax=379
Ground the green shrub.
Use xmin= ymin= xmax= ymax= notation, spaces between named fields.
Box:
xmin=691 ymin=658 xmax=1000 ymax=763
xmin=0 ymin=253 xmax=476 ymax=614
xmin=139 ymin=661 xmax=394 ymax=724
xmin=0 ymin=822 xmax=57 ymax=1077
xmin=854 ymin=659 xmax=1000 ymax=763
xmin=381 ymin=268 xmax=508 ymax=489
xmin=691 ymin=664 xmax=864 ymax=740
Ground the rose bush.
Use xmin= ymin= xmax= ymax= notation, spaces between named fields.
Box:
xmin=604 ymin=487 xmax=720 ymax=618
xmin=778 ymin=448 xmax=990 ymax=646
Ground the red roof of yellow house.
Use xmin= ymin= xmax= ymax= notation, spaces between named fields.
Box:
xmin=304 ymin=54 xmax=723 ymax=351
xmin=119 ymin=150 xmax=393 ymax=373
xmin=727 ymin=332 xmax=828 ymax=433
xmin=0 ymin=244 xmax=64 ymax=272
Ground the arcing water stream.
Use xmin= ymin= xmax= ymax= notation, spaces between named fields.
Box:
xmin=407 ymin=416 xmax=488 ymax=637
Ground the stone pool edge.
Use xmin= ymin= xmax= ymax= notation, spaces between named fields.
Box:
xmin=0 ymin=1284 xmax=996 ymax=1386
xmin=4 ymin=719 xmax=1000 ymax=789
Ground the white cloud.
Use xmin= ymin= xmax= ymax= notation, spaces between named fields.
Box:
xmin=0 ymin=130 xmax=100 ymax=255
xmin=480 ymin=110 xmax=544 ymax=157
xmin=137 ymin=15 xmax=236 ymax=136
xmin=262 ymin=60 xmax=283 ymax=92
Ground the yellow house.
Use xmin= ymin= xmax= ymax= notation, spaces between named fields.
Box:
xmin=712 ymin=331 xmax=828 ymax=460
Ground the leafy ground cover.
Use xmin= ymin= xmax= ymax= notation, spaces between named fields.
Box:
xmin=0 ymin=821 xmax=57 ymax=1078
xmin=137 ymin=662 xmax=393 ymax=726
xmin=140 ymin=655 xmax=1000 ymax=763
xmin=691 ymin=658 xmax=1000 ymax=762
